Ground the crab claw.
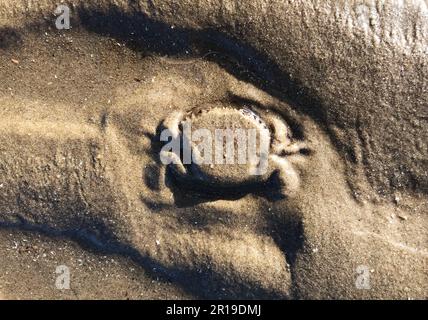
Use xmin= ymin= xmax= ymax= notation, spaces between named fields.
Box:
xmin=265 ymin=114 xmax=292 ymax=154
xmin=159 ymin=150 xmax=187 ymax=176
xmin=269 ymin=154 xmax=300 ymax=196
xmin=160 ymin=111 xmax=184 ymax=139
xmin=159 ymin=111 xmax=188 ymax=176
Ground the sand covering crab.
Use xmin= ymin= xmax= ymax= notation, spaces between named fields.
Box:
xmin=160 ymin=104 xmax=308 ymax=197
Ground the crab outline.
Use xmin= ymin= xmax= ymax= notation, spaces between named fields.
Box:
xmin=159 ymin=107 xmax=308 ymax=198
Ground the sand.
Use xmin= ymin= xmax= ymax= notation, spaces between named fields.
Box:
xmin=0 ymin=1 xmax=426 ymax=299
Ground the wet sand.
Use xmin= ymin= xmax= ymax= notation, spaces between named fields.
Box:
xmin=0 ymin=1 xmax=426 ymax=299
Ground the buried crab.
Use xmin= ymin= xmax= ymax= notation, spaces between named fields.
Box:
xmin=159 ymin=104 xmax=310 ymax=198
